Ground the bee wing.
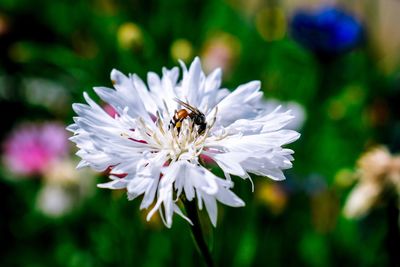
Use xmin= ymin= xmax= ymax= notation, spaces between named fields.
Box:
xmin=173 ymin=98 xmax=200 ymax=114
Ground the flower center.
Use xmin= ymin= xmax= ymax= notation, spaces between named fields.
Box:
xmin=169 ymin=119 xmax=206 ymax=161
xmin=167 ymin=106 xmax=218 ymax=161
xmin=119 ymin=106 xmax=218 ymax=162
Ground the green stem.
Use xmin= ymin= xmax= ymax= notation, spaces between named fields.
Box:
xmin=386 ymin=195 xmax=400 ymax=267
xmin=183 ymin=199 xmax=214 ymax=267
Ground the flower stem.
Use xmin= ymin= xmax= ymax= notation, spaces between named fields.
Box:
xmin=183 ymin=199 xmax=214 ymax=267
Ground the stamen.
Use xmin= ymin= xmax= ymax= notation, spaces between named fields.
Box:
xmin=156 ymin=111 xmax=166 ymax=135
xmin=152 ymin=132 xmax=162 ymax=146
xmin=136 ymin=118 xmax=158 ymax=146
xmin=195 ymin=128 xmax=209 ymax=146
xmin=138 ymin=117 xmax=153 ymax=134
xmin=120 ymin=132 xmax=131 ymax=138
xmin=171 ymin=127 xmax=180 ymax=152
xmin=208 ymin=106 xmax=218 ymax=130
xmin=162 ymin=100 xmax=171 ymax=117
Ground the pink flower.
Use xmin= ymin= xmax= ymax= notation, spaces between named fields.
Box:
xmin=3 ymin=122 xmax=69 ymax=176
xmin=201 ymin=33 xmax=241 ymax=76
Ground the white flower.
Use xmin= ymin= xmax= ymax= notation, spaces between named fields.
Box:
xmin=36 ymin=159 xmax=96 ymax=218
xmin=68 ymin=57 xmax=300 ymax=227
xmin=36 ymin=183 xmax=74 ymax=218
xmin=343 ymin=182 xmax=382 ymax=219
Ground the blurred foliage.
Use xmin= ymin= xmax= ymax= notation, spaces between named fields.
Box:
xmin=1 ymin=0 xmax=400 ymax=267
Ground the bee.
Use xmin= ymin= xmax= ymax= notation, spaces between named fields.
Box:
xmin=170 ymin=98 xmax=207 ymax=135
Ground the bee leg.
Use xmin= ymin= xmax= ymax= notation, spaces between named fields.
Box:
xmin=175 ymin=120 xmax=182 ymax=135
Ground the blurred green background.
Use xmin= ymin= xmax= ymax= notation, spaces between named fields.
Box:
xmin=1 ymin=0 xmax=400 ymax=266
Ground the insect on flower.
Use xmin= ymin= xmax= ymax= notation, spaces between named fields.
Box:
xmin=68 ymin=57 xmax=300 ymax=227
xmin=169 ymin=98 xmax=207 ymax=135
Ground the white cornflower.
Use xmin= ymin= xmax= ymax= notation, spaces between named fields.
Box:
xmin=68 ymin=58 xmax=300 ymax=227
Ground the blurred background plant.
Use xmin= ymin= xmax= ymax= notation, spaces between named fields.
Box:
xmin=1 ymin=0 xmax=400 ymax=266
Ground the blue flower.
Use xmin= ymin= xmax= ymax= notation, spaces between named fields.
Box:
xmin=290 ymin=7 xmax=364 ymax=56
